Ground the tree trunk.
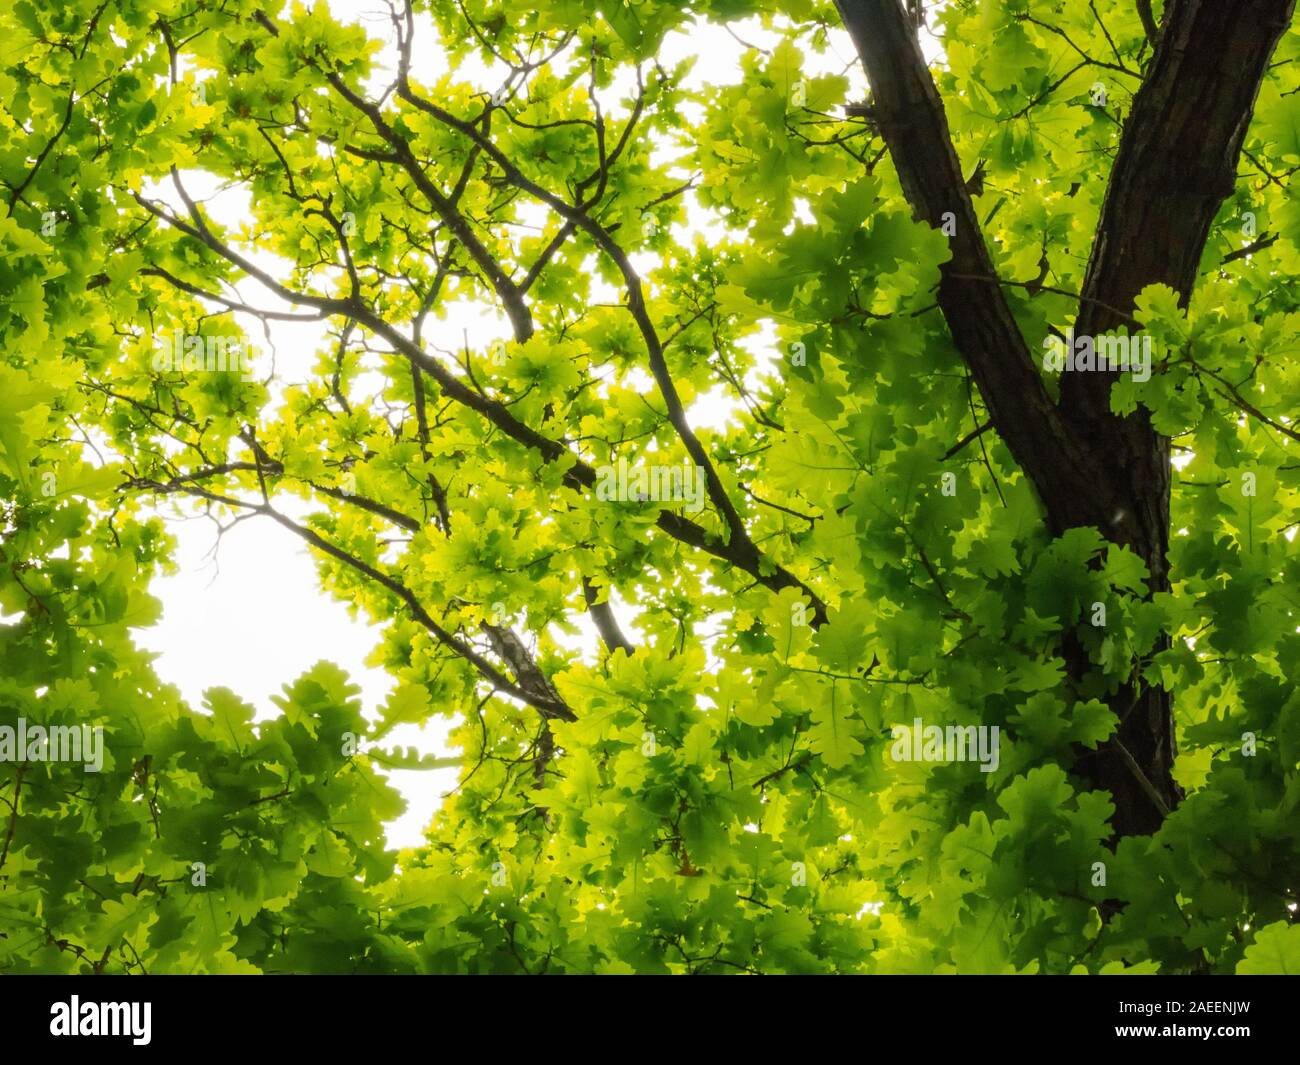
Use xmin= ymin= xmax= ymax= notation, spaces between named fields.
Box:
xmin=834 ymin=0 xmax=1296 ymax=838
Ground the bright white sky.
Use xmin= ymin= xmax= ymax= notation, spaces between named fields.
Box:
xmin=132 ymin=3 xmax=908 ymax=848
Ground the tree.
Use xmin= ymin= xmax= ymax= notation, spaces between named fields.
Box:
xmin=1 ymin=0 xmax=1298 ymax=974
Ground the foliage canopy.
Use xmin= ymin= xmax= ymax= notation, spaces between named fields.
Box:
xmin=1 ymin=0 xmax=1299 ymax=974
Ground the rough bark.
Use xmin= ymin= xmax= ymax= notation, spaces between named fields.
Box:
xmin=834 ymin=0 xmax=1295 ymax=837
xmin=832 ymin=0 xmax=1129 ymax=536
xmin=1063 ymin=0 xmax=1296 ymax=835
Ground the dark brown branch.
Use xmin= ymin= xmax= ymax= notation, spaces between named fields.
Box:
xmin=389 ymin=80 xmax=757 ymax=555
xmin=1060 ymin=0 xmax=1292 ymax=838
xmin=133 ymin=184 xmax=828 ymax=624
xmin=582 ymin=576 xmax=635 ymax=656
xmin=1136 ymin=0 xmax=1161 ymax=48
xmin=1221 ymin=233 xmax=1279 ymax=265
xmin=128 ymin=476 xmax=575 ymax=720
xmin=942 ymin=420 xmax=993 ymax=461
xmin=833 ymin=0 xmax=1126 ymax=539
xmin=1067 ymin=0 xmax=1296 ymax=576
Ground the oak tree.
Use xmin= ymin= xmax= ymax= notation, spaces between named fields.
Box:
xmin=2 ymin=0 xmax=1299 ymax=974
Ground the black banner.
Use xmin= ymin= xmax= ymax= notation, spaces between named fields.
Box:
xmin=1 ymin=975 xmax=1289 ymax=1052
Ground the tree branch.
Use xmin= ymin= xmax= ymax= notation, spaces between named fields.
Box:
xmin=832 ymin=0 xmax=1126 ymax=538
